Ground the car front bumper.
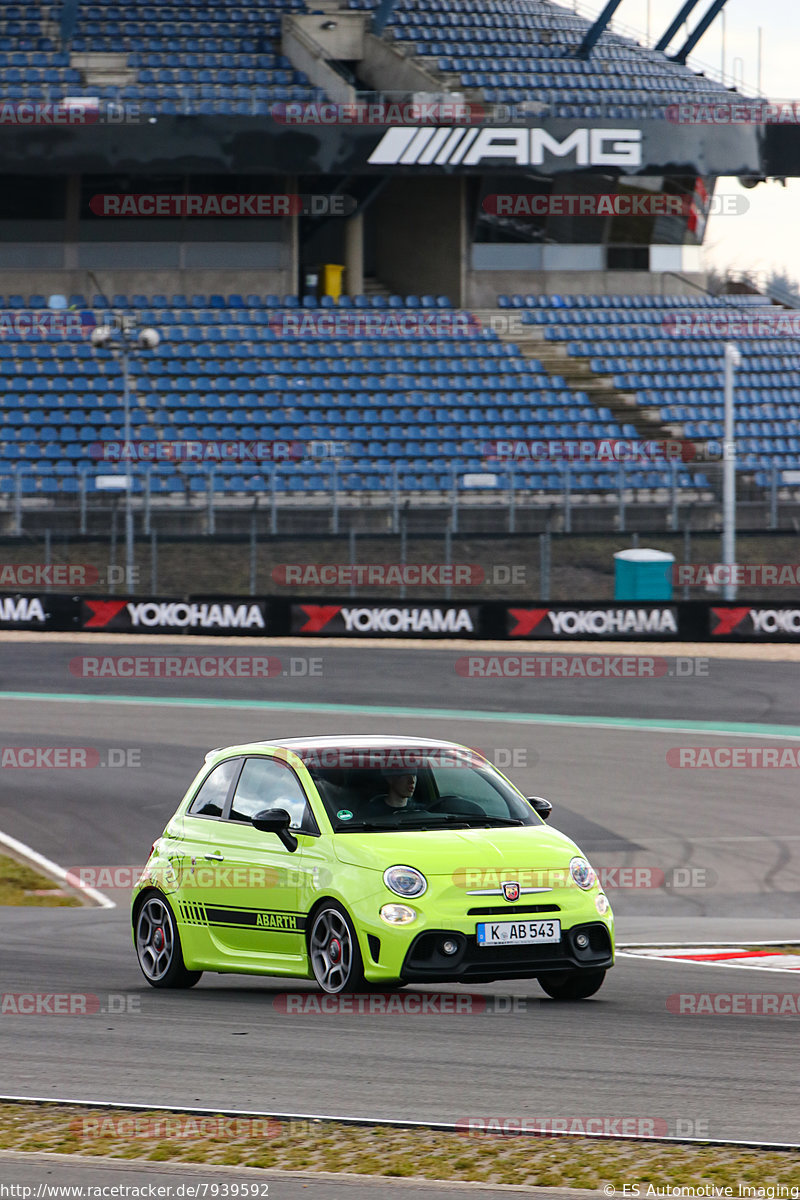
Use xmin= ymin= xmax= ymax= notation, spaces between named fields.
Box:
xmin=397 ymin=921 xmax=613 ymax=983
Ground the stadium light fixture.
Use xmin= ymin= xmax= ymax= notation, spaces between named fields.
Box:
xmin=88 ymin=319 xmax=161 ymax=588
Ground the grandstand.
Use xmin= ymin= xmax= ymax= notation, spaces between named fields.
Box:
xmin=354 ymin=0 xmax=743 ymax=118
xmin=1 ymin=0 xmax=324 ymax=114
xmin=0 ymin=0 xmax=793 ymax=528
xmin=0 ymin=0 xmax=753 ymax=117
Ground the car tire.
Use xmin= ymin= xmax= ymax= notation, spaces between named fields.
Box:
xmin=538 ymin=968 xmax=606 ymax=1000
xmin=134 ymin=891 xmax=202 ymax=989
xmin=309 ymin=901 xmax=366 ymax=994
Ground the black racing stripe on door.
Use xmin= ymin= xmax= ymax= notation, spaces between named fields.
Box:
xmin=205 ymin=906 xmax=307 ymax=933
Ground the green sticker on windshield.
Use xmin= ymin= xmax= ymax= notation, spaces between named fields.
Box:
xmin=337 ymin=809 xmax=353 ymax=821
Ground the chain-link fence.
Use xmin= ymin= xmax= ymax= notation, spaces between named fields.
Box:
xmin=3 ymin=526 xmax=800 ymax=602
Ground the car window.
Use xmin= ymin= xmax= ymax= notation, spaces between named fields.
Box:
xmin=229 ymin=757 xmax=315 ymax=831
xmin=306 ymin=754 xmax=538 ymax=831
xmin=431 ymin=766 xmax=511 ymax=817
xmin=187 ymin=758 xmax=241 ymax=818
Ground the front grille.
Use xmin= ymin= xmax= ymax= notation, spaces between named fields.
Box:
xmin=401 ymin=922 xmax=613 ymax=982
xmin=466 ymin=904 xmax=561 ymax=916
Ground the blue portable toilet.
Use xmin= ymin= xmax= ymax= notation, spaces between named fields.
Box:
xmin=613 ymin=548 xmax=675 ymax=601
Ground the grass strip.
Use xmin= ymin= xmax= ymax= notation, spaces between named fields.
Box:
xmin=0 ymin=855 xmax=80 ymax=906
xmin=0 ymin=1103 xmax=797 ymax=1189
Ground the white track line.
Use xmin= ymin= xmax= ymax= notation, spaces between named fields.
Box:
xmin=0 ymin=829 xmax=115 ymax=909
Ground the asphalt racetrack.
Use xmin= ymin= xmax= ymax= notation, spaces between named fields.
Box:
xmin=1 ymin=638 xmax=800 ymax=1152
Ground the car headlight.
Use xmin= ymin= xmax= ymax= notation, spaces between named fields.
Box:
xmin=569 ymin=856 xmax=596 ymax=890
xmin=383 ymin=865 xmax=427 ymax=898
xmin=595 ymin=893 xmax=610 ymax=915
xmin=380 ymin=904 xmax=417 ymax=925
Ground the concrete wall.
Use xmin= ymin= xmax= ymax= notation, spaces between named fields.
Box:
xmin=282 ymin=16 xmax=362 ymax=104
xmin=0 ymin=269 xmax=294 ymax=298
xmin=465 ymin=268 xmax=710 ymax=307
xmin=287 ymin=14 xmax=366 ymax=63
xmin=359 ymin=32 xmax=448 ymax=95
xmin=373 ymin=177 xmax=465 ymax=303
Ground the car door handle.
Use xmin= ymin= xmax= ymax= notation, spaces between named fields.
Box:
xmin=204 ymin=852 xmax=224 ymax=861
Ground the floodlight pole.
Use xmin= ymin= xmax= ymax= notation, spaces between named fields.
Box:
xmin=722 ymin=342 xmax=740 ymax=601
xmin=91 ymin=320 xmax=160 ymax=590
xmin=122 ymin=343 xmax=133 ymax=587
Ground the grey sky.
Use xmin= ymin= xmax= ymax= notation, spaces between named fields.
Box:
xmin=573 ymin=0 xmax=800 ymax=283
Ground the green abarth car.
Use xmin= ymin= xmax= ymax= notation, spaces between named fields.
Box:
xmin=132 ymin=736 xmax=614 ymax=998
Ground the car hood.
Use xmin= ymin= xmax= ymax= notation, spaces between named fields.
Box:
xmin=332 ymin=823 xmax=585 ymax=876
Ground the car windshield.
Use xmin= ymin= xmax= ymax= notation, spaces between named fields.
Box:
xmin=299 ymin=746 xmax=540 ymax=832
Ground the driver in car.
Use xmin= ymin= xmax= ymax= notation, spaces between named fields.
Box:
xmin=364 ymin=768 xmax=428 ymax=820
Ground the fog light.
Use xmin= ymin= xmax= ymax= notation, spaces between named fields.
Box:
xmin=442 ymin=939 xmax=459 ymax=955
xmin=380 ymin=904 xmax=417 ymax=925
xmin=575 ymin=933 xmax=590 ymax=949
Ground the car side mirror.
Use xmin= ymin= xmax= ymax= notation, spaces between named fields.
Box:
xmin=252 ymin=808 xmax=298 ymax=852
xmin=526 ymin=796 xmax=552 ymax=821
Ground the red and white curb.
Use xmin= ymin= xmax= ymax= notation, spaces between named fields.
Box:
xmin=619 ymin=941 xmax=800 ymax=973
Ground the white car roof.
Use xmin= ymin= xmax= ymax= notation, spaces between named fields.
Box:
xmin=205 ymin=734 xmax=472 ymax=762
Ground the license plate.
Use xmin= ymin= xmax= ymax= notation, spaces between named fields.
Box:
xmin=476 ymin=919 xmax=561 ymax=947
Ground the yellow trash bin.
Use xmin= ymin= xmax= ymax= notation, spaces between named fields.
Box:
xmin=321 ymin=263 xmax=345 ymax=301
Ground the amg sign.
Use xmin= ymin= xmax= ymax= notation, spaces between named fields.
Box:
xmin=368 ymin=127 xmax=643 ymax=169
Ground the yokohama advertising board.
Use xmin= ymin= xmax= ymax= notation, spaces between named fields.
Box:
xmin=81 ymin=597 xmax=268 ymax=635
xmin=0 ymin=594 xmax=77 ymax=630
xmin=708 ymin=604 xmax=800 ymax=641
xmin=506 ymin=605 xmax=680 ymax=640
xmin=291 ymin=603 xmax=481 ymax=637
